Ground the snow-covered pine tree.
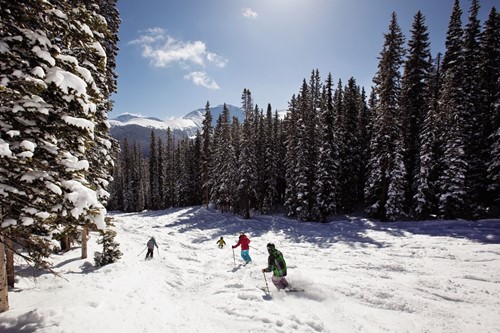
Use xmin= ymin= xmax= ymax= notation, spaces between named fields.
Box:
xmin=237 ymin=90 xmax=257 ymax=218
xmin=210 ymin=104 xmax=237 ymax=213
xmin=462 ymin=0 xmax=487 ymax=218
xmin=356 ymin=87 xmax=371 ymax=204
xmin=295 ymin=77 xmax=320 ymax=221
xmin=316 ymin=73 xmax=340 ymax=221
xmin=72 ymin=0 xmax=120 ymax=258
xmin=201 ymin=102 xmax=213 ymax=208
xmin=262 ymin=104 xmax=279 ymax=214
xmin=1 ymin=0 xmax=120 ymax=309
xmin=399 ymin=10 xmax=432 ymax=216
xmin=341 ymin=78 xmax=363 ymax=212
xmin=1 ymin=0 xmax=118 ymax=259
xmin=149 ymin=130 xmax=160 ymax=210
xmin=94 ymin=227 xmax=122 ymax=267
xmin=479 ymin=7 xmax=500 ymax=215
xmin=436 ymin=0 xmax=469 ymax=219
xmin=156 ymin=137 xmax=165 ymax=208
xmin=164 ymin=128 xmax=175 ymax=208
xmin=365 ymin=12 xmax=407 ymax=221
xmin=191 ymin=132 xmax=203 ymax=205
xmin=274 ymin=110 xmax=287 ymax=207
xmin=284 ymin=96 xmax=300 ymax=217
xmin=480 ymin=8 xmax=500 ymax=212
xmin=414 ymin=54 xmax=442 ymax=219
xmin=254 ymin=106 xmax=267 ymax=213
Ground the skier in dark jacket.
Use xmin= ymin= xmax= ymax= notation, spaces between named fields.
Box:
xmin=145 ymin=236 xmax=158 ymax=259
xmin=262 ymin=243 xmax=289 ymax=290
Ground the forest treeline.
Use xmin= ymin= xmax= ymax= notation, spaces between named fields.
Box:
xmin=108 ymin=0 xmax=499 ymax=222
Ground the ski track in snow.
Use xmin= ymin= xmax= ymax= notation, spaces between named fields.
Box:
xmin=1 ymin=206 xmax=499 ymax=333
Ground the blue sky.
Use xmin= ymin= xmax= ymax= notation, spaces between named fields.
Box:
xmin=111 ymin=0 xmax=498 ymax=119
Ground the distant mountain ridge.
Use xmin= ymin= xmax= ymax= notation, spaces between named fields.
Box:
xmin=109 ymin=104 xmax=244 ymax=156
xmin=181 ymin=104 xmax=245 ymax=127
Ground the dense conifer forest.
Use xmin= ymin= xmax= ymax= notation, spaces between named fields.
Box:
xmin=108 ymin=0 xmax=500 ymax=222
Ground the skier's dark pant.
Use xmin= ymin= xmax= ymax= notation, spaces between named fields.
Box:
xmin=146 ymin=248 xmax=154 ymax=259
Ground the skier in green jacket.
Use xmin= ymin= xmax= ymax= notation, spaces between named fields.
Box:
xmin=262 ymin=243 xmax=289 ymax=290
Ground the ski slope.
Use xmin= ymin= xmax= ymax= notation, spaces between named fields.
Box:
xmin=1 ymin=206 xmax=499 ymax=332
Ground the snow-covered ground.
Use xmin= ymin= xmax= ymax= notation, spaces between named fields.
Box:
xmin=1 ymin=206 xmax=499 ymax=333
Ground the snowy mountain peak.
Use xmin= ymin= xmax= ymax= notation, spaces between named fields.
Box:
xmin=182 ymin=104 xmax=245 ymax=127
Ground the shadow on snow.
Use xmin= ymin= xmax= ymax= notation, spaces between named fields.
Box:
xmin=137 ymin=206 xmax=500 ymax=248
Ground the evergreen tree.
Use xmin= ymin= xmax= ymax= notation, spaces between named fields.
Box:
xmin=414 ymin=54 xmax=443 ymax=219
xmin=400 ymin=10 xmax=432 ymax=216
xmin=148 ymin=130 xmax=160 ymax=209
xmin=156 ymin=137 xmax=165 ymax=208
xmin=0 ymin=0 xmax=119 ymax=264
xmin=341 ymin=78 xmax=362 ymax=212
xmin=210 ymin=104 xmax=237 ymax=212
xmin=356 ymin=87 xmax=371 ymax=204
xmin=437 ymin=0 xmax=469 ymax=219
xmin=200 ymin=102 xmax=213 ymax=208
xmin=316 ymin=73 xmax=340 ymax=221
xmin=164 ymin=128 xmax=175 ymax=208
xmin=284 ymin=96 xmax=300 ymax=217
xmin=262 ymin=104 xmax=279 ymax=214
xmin=274 ymin=110 xmax=287 ymax=207
xmin=295 ymin=78 xmax=320 ymax=221
xmin=237 ymin=90 xmax=257 ymax=218
xmin=463 ymin=0 xmax=488 ymax=218
xmin=365 ymin=12 xmax=407 ymax=221
xmin=481 ymin=8 xmax=500 ymax=211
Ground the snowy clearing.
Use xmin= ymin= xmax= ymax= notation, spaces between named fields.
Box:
xmin=1 ymin=206 xmax=499 ymax=333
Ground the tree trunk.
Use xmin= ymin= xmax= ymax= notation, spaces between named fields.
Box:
xmin=5 ymin=238 xmax=14 ymax=288
xmin=60 ymin=235 xmax=70 ymax=252
xmin=81 ymin=225 xmax=88 ymax=259
xmin=0 ymin=237 xmax=9 ymax=313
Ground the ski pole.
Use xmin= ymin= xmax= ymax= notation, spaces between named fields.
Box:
xmin=232 ymin=248 xmax=236 ymax=267
xmin=157 ymin=248 xmax=161 ymax=259
xmin=137 ymin=247 xmax=147 ymax=256
xmin=250 ymin=246 xmax=263 ymax=254
xmin=262 ymin=271 xmax=270 ymax=295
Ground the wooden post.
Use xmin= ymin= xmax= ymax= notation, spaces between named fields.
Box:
xmin=0 ymin=236 xmax=9 ymax=313
xmin=81 ymin=225 xmax=88 ymax=259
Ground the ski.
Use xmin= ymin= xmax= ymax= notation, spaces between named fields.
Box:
xmin=258 ymin=286 xmax=304 ymax=293
xmin=284 ymin=288 xmax=305 ymax=292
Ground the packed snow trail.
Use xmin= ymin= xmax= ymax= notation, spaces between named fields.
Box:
xmin=1 ymin=206 xmax=499 ymax=332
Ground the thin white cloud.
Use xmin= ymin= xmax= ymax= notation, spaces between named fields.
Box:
xmin=184 ymin=71 xmax=220 ymax=90
xmin=207 ymin=52 xmax=228 ymax=68
xmin=128 ymin=28 xmax=165 ymax=45
xmin=242 ymin=7 xmax=258 ymax=19
xmin=129 ymin=28 xmax=227 ymax=89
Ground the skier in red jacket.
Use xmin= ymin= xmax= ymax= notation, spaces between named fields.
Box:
xmin=232 ymin=233 xmax=252 ymax=264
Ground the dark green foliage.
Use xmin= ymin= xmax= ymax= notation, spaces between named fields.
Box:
xmin=94 ymin=228 xmax=122 ymax=267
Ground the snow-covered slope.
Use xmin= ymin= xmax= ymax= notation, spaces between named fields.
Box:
xmin=182 ymin=104 xmax=245 ymax=127
xmin=109 ymin=113 xmax=198 ymax=131
xmin=108 ymin=104 xmax=244 ymax=155
xmin=1 ymin=207 xmax=499 ymax=333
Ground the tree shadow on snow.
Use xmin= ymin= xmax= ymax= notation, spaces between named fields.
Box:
xmin=0 ymin=309 xmax=53 ymax=332
xmin=159 ymin=206 xmax=387 ymax=249
xmin=159 ymin=206 xmax=500 ymax=248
